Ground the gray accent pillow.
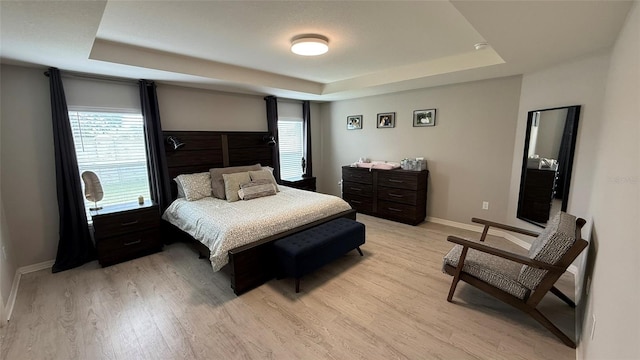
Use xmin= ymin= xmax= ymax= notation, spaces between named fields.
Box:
xmin=175 ymin=172 xmax=211 ymax=201
xmin=210 ymin=164 xmax=262 ymax=199
xmin=249 ymin=169 xmax=279 ymax=192
xmin=238 ymin=181 xmax=277 ymax=200
xmin=222 ymin=172 xmax=251 ymax=202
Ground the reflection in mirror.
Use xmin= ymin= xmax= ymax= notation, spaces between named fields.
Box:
xmin=517 ymin=105 xmax=580 ymax=227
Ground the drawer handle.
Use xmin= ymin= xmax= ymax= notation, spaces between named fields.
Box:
xmin=388 ymin=207 xmax=402 ymax=212
xmin=388 ymin=193 xmax=403 ymax=198
xmin=351 ymin=200 xmax=362 ymax=204
xmin=350 ymin=187 xmax=362 ymax=191
xmin=124 ymin=239 xmax=142 ymax=246
xmin=120 ymin=220 xmax=139 ymax=227
xmin=388 ymin=179 xmax=404 ymax=183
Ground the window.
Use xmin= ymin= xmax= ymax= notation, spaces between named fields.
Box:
xmin=278 ymin=117 xmax=304 ymax=180
xmin=68 ymin=110 xmax=151 ymax=217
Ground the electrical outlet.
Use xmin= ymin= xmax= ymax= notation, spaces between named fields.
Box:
xmin=590 ymin=314 xmax=597 ymax=340
xmin=482 ymin=201 xmax=489 ymax=210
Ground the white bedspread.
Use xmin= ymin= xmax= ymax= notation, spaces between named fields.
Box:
xmin=162 ymin=186 xmax=352 ymax=271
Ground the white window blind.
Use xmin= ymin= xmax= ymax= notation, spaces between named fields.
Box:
xmin=68 ymin=110 xmax=151 ymax=217
xmin=278 ymin=118 xmax=304 ymax=180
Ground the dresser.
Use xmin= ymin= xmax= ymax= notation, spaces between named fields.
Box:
xmin=342 ymin=166 xmax=428 ymax=225
xmin=519 ymin=168 xmax=558 ymax=223
xmin=91 ymin=201 xmax=162 ymax=266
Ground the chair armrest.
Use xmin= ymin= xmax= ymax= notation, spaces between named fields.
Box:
xmin=471 ymin=218 xmax=541 ymax=238
xmin=446 ymin=235 xmax=565 ymax=272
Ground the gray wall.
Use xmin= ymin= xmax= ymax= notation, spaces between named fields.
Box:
xmin=579 ymin=2 xmax=639 ymax=358
xmin=317 ymin=76 xmax=522 ymax=224
xmin=0 ymin=65 xmax=57 ymax=308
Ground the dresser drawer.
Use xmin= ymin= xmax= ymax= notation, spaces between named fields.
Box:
xmin=342 ymin=168 xmax=373 ymax=184
xmin=377 ymin=187 xmax=418 ymax=205
xmin=342 ymin=181 xmax=373 ymax=196
xmin=377 ymin=200 xmax=419 ymax=220
xmin=93 ymin=207 xmax=160 ymax=239
xmin=377 ymin=172 xmax=419 ymax=190
xmin=343 ymin=194 xmax=374 ymax=213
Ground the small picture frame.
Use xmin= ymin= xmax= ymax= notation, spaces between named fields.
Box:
xmin=413 ymin=109 xmax=436 ymax=127
xmin=377 ymin=112 xmax=396 ymax=128
xmin=347 ymin=115 xmax=363 ymax=130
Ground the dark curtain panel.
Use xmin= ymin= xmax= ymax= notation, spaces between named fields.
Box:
xmin=555 ymin=107 xmax=576 ymax=199
xmin=139 ymin=80 xmax=172 ymax=211
xmin=264 ymin=95 xmax=281 ymax=182
xmin=47 ymin=68 xmax=96 ymax=273
xmin=302 ymin=100 xmax=313 ymax=177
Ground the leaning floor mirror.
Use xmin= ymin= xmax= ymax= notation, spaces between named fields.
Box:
xmin=517 ymin=105 xmax=581 ymax=227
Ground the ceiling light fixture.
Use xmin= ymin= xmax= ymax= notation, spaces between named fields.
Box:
xmin=291 ymin=34 xmax=329 ymax=56
xmin=474 ymin=42 xmax=489 ymax=51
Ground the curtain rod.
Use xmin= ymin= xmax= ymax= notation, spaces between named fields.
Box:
xmin=44 ymin=70 xmax=139 ymax=85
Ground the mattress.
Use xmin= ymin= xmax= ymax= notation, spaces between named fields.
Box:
xmin=162 ymin=186 xmax=353 ymax=271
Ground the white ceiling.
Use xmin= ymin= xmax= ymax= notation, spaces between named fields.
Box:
xmin=0 ymin=1 xmax=632 ymax=101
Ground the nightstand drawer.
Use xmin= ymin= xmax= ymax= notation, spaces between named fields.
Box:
xmin=97 ymin=228 xmax=161 ymax=252
xmin=93 ymin=207 xmax=160 ymax=239
xmin=97 ymin=228 xmax=162 ymax=266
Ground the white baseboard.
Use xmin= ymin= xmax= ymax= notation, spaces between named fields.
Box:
xmin=5 ymin=260 xmax=54 ymax=322
xmin=426 ymin=216 xmax=578 ymax=276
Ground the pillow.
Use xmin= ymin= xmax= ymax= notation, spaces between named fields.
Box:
xmin=238 ymin=180 xmax=277 ymax=200
xmin=210 ymin=164 xmax=262 ymax=199
xmin=175 ymin=172 xmax=211 ymax=201
xmin=222 ymin=172 xmax=251 ymax=202
xmin=174 ymin=178 xmax=186 ymax=198
xmin=249 ymin=169 xmax=279 ymax=192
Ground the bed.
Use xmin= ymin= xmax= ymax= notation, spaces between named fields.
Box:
xmin=162 ymin=130 xmax=356 ymax=295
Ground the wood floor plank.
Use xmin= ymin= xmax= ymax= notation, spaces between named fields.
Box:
xmin=2 ymin=215 xmax=576 ymax=360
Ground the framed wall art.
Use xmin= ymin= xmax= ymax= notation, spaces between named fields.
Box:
xmin=413 ymin=109 xmax=436 ymax=127
xmin=377 ymin=112 xmax=395 ymax=128
xmin=347 ymin=115 xmax=363 ymax=130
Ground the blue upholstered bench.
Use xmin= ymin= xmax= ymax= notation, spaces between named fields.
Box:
xmin=273 ymin=218 xmax=365 ymax=293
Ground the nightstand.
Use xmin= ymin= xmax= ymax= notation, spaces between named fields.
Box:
xmin=281 ymin=176 xmax=317 ymax=192
xmin=91 ymin=200 xmax=162 ymax=266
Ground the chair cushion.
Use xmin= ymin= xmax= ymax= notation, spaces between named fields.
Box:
xmin=443 ymin=245 xmax=530 ymax=300
xmin=518 ymin=212 xmax=576 ymax=290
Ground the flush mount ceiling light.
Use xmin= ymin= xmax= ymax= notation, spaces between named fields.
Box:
xmin=291 ymin=34 xmax=329 ymax=56
xmin=474 ymin=42 xmax=489 ymax=51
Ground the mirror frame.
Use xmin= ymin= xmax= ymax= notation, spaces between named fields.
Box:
xmin=517 ymin=105 xmax=581 ymax=227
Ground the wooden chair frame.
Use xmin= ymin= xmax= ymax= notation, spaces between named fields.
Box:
xmin=443 ymin=217 xmax=587 ymax=348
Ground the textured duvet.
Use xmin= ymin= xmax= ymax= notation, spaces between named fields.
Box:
xmin=162 ymin=186 xmax=352 ymax=271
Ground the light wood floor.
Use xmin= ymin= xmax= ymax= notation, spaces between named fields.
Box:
xmin=0 ymin=215 xmax=577 ymax=360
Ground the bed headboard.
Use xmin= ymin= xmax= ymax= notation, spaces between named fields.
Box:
xmin=163 ymin=131 xmax=274 ymax=198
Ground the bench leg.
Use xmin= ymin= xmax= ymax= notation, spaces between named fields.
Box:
xmin=356 ymin=247 xmax=363 ymax=256
xmin=295 ymin=278 xmax=300 ymax=293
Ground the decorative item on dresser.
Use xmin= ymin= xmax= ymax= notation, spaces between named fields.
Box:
xmin=342 ymin=166 xmax=428 ymax=225
xmin=281 ymin=176 xmax=317 ymax=192
xmin=91 ymin=201 xmax=161 ymax=266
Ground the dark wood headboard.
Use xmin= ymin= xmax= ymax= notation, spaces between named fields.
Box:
xmin=163 ymin=131 xmax=274 ymax=197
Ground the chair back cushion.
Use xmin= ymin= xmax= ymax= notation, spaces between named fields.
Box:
xmin=518 ymin=212 xmax=576 ymax=290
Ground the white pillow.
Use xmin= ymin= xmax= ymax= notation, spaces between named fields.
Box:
xmin=175 ymin=172 xmax=211 ymax=201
